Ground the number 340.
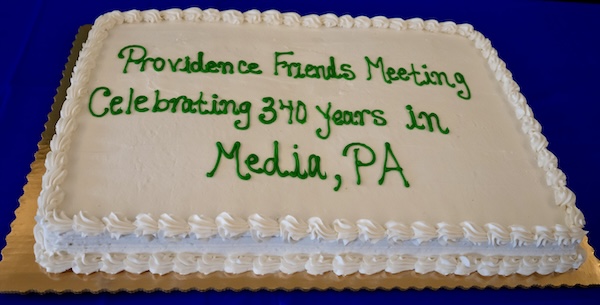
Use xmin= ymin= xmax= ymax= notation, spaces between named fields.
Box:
xmin=259 ymin=97 xmax=307 ymax=125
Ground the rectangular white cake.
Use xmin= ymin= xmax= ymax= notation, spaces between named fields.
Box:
xmin=35 ymin=8 xmax=586 ymax=276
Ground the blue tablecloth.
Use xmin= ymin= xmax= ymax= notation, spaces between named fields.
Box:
xmin=1 ymin=0 xmax=598 ymax=303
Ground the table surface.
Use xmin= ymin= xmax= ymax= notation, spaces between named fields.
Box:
xmin=1 ymin=0 xmax=599 ymax=303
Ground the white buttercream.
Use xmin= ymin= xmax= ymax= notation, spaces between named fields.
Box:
xmin=485 ymin=223 xmax=510 ymax=246
xmin=385 ymin=255 xmax=415 ymax=273
xmin=280 ymin=215 xmax=309 ymax=242
xmin=73 ymin=211 xmax=104 ymax=236
xmin=359 ymin=255 xmax=387 ymax=275
xmin=248 ymin=213 xmax=279 ymax=241
xmin=412 ymin=222 xmax=437 ymax=245
xmin=197 ymin=254 xmax=225 ymax=274
xmin=215 ymin=212 xmax=248 ymax=239
xmin=353 ymin=16 xmax=371 ymax=29
xmin=224 ymin=254 xmax=254 ymax=274
xmin=338 ymin=15 xmax=354 ymax=28
xmin=332 ymin=254 xmax=362 ymax=276
xmin=262 ymin=10 xmax=282 ymax=25
xmin=173 ymin=253 xmax=200 ymax=275
xmin=437 ymin=222 xmax=463 ymax=245
xmin=72 ymin=253 xmax=102 ymax=275
xmin=385 ymin=221 xmax=413 ymax=243
xmin=371 ymin=16 xmax=389 ymax=29
xmin=158 ymin=214 xmax=189 ymax=238
xmin=244 ymin=9 xmax=262 ymax=24
xmin=301 ymin=14 xmax=321 ymax=28
xmin=202 ymin=8 xmax=221 ymax=22
xmin=510 ymin=225 xmax=536 ymax=247
xmin=124 ymin=253 xmax=150 ymax=274
xmin=254 ymin=255 xmax=281 ymax=275
xmin=435 ymin=255 xmax=458 ymax=275
xmin=306 ymin=254 xmax=334 ymax=275
xmin=103 ymin=213 xmax=136 ymax=239
xmin=133 ymin=213 xmax=158 ymax=236
xmin=280 ymin=254 xmax=309 ymax=274
xmin=415 ymin=256 xmax=437 ymax=274
xmin=182 ymin=8 xmax=202 ymax=21
xmin=308 ymin=217 xmax=337 ymax=241
xmin=333 ymin=219 xmax=358 ymax=244
xmin=221 ymin=10 xmax=244 ymax=25
xmin=161 ymin=9 xmax=183 ymax=21
xmin=149 ymin=252 xmax=175 ymax=275
xmin=320 ymin=13 xmax=338 ymax=28
xmin=461 ymin=222 xmax=488 ymax=245
xmin=188 ymin=214 xmax=217 ymax=239
xmin=282 ymin=12 xmax=301 ymax=26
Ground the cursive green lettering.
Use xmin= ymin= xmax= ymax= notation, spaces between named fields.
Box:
xmin=364 ymin=56 xmax=471 ymax=100
xmin=378 ymin=142 xmax=410 ymax=187
xmin=342 ymin=142 xmax=376 ymax=185
xmin=88 ymin=86 xmax=111 ymax=117
xmin=206 ymin=141 xmax=250 ymax=180
xmin=117 ymin=45 xmax=147 ymax=74
xmin=109 ymin=96 xmax=124 ymax=115
xmin=275 ymin=51 xmax=355 ymax=81
xmin=207 ymin=141 xmax=327 ymax=182
xmin=315 ymin=102 xmax=332 ymax=140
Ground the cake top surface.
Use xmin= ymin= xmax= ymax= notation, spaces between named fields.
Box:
xmin=38 ymin=8 xmax=585 ymax=244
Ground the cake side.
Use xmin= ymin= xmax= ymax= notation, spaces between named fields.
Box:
xmin=34 ymin=8 xmax=586 ymax=276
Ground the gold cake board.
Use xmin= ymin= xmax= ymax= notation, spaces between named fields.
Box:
xmin=0 ymin=25 xmax=599 ymax=294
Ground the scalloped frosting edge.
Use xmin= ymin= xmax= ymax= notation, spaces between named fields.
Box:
xmin=34 ymin=245 xmax=586 ymax=277
xmin=38 ymin=212 xmax=586 ymax=248
xmin=36 ymin=7 xmax=587 ymax=263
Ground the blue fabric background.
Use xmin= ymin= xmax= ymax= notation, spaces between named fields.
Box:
xmin=1 ymin=0 xmax=599 ymax=303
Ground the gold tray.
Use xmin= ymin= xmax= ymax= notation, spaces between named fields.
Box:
xmin=0 ymin=25 xmax=599 ymax=294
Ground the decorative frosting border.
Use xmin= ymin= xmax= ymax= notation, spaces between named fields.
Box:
xmin=41 ymin=211 xmax=586 ymax=248
xmin=37 ymin=8 xmax=587 ymax=260
xmin=34 ymin=245 xmax=585 ymax=276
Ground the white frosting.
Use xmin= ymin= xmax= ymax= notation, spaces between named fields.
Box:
xmin=280 ymin=254 xmax=308 ymax=274
xmin=188 ymin=214 xmax=217 ymax=238
xmin=221 ymin=10 xmax=244 ymax=25
xmin=103 ymin=213 xmax=136 ymax=239
xmin=35 ymin=7 xmax=587 ymax=276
